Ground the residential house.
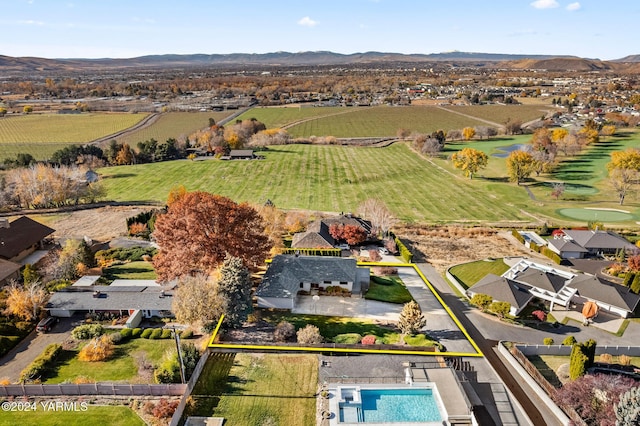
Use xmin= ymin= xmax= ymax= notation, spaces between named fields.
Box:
xmin=547 ymin=229 xmax=636 ymax=259
xmin=467 ymin=259 xmax=639 ymax=318
xmin=0 ymin=216 xmax=55 ymax=263
xmin=221 ymin=150 xmax=260 ymax=160
xmin=45 ymin=284 xmax=174 ymax=319
xmin=291 ymin=215 xmax=372 ymax=249
xmin=255 ymin=255 xmax=370 ymax=310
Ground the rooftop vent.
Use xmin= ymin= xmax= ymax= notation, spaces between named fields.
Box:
xmin=0 ymin=219 xmax=8 ymax=229
xmin=92 ymin=291 xmax=101 ymax=298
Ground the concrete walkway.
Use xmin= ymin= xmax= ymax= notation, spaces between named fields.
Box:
xmin=293 ymin=296 xmax=402 ymax=322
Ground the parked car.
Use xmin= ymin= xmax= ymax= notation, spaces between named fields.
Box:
xmin=36 ymin=316 xmax=58 ymax=333
xmin=337 ymin=244 xmax=350 ymax=250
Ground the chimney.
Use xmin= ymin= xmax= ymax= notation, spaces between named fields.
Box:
xmin=92 ymin=291 xmax=101 ymax=298
xmin=0 ymin=219 xmax=8 ymax=229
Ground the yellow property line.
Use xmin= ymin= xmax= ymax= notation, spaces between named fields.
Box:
xmin=208 ymin=262 xmax=483 ymax=357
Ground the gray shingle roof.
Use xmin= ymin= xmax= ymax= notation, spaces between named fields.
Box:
xmin=0 ymin=216 xmax=55 ymax=260
xmin=46 ymin=285 xmax=174 ymax=312
xmin=514 ymin=267 xmax=568 ymax=293
xmin=563 ymin=230 xmax=635 ymax=251
xmin=470 ymin=274 xmax=533 ymax=310
xmin=547 ymin=238 xmax=589 ymax=253
xmin=568 ymin=274 xmax=640 ymax=312
xmin=291 ymin=221 xmax=334 ymax=248
xmin=256 ymin=255 xmax=358 ymax=299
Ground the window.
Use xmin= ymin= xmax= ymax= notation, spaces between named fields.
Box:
xmin=340 ymin=281 xmax=349 ymax=285
xmin=324 ymin=280 xmax=332 ymax=285
xmin=299 ymin=283 xmax=304 ymax=289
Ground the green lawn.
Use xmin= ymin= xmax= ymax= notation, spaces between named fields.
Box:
xmin=101 ymin=261 xmax=157 ymax=282
xmin=185 ymin=352 xmax=317 ymax=426
xmin=365 ymin=275 xmax=413 ymax=304
xmin=448 ymin=259 xmax=510 ymax=289
xmin=0 ymin=406 xmax=144 ymax=426
xmin=234 ymin=106 xmax=350 ymax=129
xmin=439 ymin=104 xmax=552 ymax=126
xmin=45 ymin=338 xmax=176 ymax=384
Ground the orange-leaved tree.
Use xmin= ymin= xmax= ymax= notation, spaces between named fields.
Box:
xmin=153 ymin=191 xmax=271 ymax=281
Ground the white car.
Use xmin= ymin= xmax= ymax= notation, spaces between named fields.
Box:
xmin=378 ymin=247 xmax=389 ymax=255
xmin=337 ymin=244 xmax=350 ymax=250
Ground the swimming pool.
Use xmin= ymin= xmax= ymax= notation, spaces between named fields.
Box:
xmin=338 ymin=387 xmax=443 ymax=423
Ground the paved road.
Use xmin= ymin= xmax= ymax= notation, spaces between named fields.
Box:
xmin=0 ymin=317 xmax=75 ymax=382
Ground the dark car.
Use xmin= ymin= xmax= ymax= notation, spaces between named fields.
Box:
xmin=36 ymin=316 xmax=58 ymax=333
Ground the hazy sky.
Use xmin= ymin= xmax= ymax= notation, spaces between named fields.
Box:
xmin=1 ymin=0 xmax=637 ymax=60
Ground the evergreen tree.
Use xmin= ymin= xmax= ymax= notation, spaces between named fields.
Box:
xmin=398 ymin=300 xmax=426 ymax=335
xmin=217 ymin=256 xmax=253 ymax=329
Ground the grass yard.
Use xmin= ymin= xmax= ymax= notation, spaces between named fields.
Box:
xmin=101 ymin=261 xmax=156 ymax=282
xmin=0 ymin=406 xmax=144 ymax=426
xmin=213 ymin=353 xmax=317 ymax=426
xmin=45 ymin=338 xmax=176 ymax=384
xmin=365 ymin=275 xmax=413 ymax=304
xmin=115 ymin=111 xmax=233 ymax=146
xmin=448 ymin=258 xmax=510 ymax=289
xmin=185 ymin=352 xmax=317 ymax=426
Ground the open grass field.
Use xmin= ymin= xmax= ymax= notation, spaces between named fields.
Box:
xmin=448 ymin=259 xmax=510 ymax=289
xmin=211 ymin=353 xmax=318 ymax=426
xmin=114 ymin=111 xmax=233 ymax=146
xmin=45 ymin=338 xmax=176 ymax=384
xmin=0 ymin=113 xmax=148 ymax=161
xmin=101 ymin=261 xmax=156 ymax=282
xmin=0 ymin=406 xmax=144 ymax=426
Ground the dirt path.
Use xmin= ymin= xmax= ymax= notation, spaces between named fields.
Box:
xmin=89 ymin=113 xmax=159 ymax=146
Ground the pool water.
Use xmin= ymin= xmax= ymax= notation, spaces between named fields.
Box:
xmin=340 ymin=388 xmax=442 ymax=423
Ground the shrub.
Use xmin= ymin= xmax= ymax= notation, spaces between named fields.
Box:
xmin=562 ymin=336 xmax=577 ymax=346
xmin=489 ymin=301 xmax=510 ymax=318
xmin=530 ymin=242 xmax=540 ymax=252
xmin=132 ymin=328 xmax=142 ymax=338
xmin=543 ymin=338 xmax=554 ymax=345
xmin=540 ymin=247 xmax=562 ymax=264
xmin=296 ymin=325 xmax=323 ymax=345
xmin=179 ymin=329 xmax=193 ymax=339
xmin=333 ymin=333 xmax=362 ymax=344
xmin=140 ymin=329 xmax=153 ymax=339
xmin=618 ymin=354 xmax=632 ymax=366
xmin=78 ymin=335 xmax=115 ymax=362
xmin=152 ymin=398 xmax=179 ymax=419
xmin=274 ymin=321 xmax=296 ymax=342
xmin=154 ymin=356 xmax=180 ymax=384
xmin=470 ymin=293 xmax=493 ymax=311
xmin=72 ymin=324 xmax=104 ymax=340
xmin=161 ymin=329 xmax=172 ymax=339
xmin=512 ymin=229 xmax=525 ymax=244
xmin=120 ymin=328 xmax=133 ymax=340
xmin=374 ymin=266 xmax=398 ymax=276
xmin=19 ymin=343 xmax=62 ymax=383
xmin=599 ymin=353 xmax=613 ymax=363
xmin=181 ymin=342 xmax=201 ymax=380
xmin=108 ymin=332 xmax=123 ymax=344
xmin=531 ymin=310 xmax=547 ymax=322
xmin=361 ymin=335 xmax=377 ymax=345
xmin=368 ymin=250 xmax=382 ymax=262
xmin=631 ymin=274 xmax=640 ymax=294
xmin=623 ymin=271 xmax=636 ymax=287
xmin=149 ymin=328 xmax=163 ymax=339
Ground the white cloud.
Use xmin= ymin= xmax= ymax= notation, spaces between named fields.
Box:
xmin=530 ymin=0 xmax=559 ymax=9
xmin=566 ymin=2 xmax=581 ymax=11
xmin=17 ymin=19 xmax=44 ymax=26
xmin=297 ymin=16 xmax=317 ymax=28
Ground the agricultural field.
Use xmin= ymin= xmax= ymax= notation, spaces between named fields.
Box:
xmin=439 ymin=104 xmax=553 ymax=126
xmin=0 ymin=112 xmax=148 ymax=161
xmin=234 ymin=105 xmax=349 ymax=129
xmin=97 ymin=131 xmax=640 ymax=226
xmin=114 ymin=111 xmax=233 ymax=146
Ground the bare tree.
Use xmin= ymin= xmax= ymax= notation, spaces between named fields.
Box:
xmin=357 ymin=198 xmax=396 ymax=237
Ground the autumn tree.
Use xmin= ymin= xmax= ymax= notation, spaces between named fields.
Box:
xmin=462 ymin=127 xmax=476 ymax=141
xmin=627 ymin=255 xmax=640 ymax=272
xmin=398 ymin=300 xmax=426 ymax=335
xmin=115 ymin=143 xmax=134 ymax=165
xmin=216 ymin=256 xmax=253 ymax=329
xmin=551 ymin=128 xmax=569 ymax=144
xmin=255 ymin=203 xmax=286 ymax=255
xmin=153 ymin=191 xmax=271 ymax=281
xmin=506 ymin=150 xmax=535 ymax=185
xmin=357 ymin=198 xmax=396 ymax=237
xmin=607 ymin=149 xmax=640 ymax=205
xmin=600 ymin=125 xmax=616 ymax=139
xmin=296 ymin=325 xmax=323 ymax=344
xmin=3 ymin=280 xmax=48 ymax=321
xmin=329 ymin=224 xmax=367 ymax=246
xmin=78 ymin=335 xmax=114 ymax=362
xmin=451 ymin=147 xmax=488 ymax=179
xmin=172 ymin=274 xmax=221 ymax=330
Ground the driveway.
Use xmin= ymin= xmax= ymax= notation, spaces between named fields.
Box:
xmin=293 ymin=296 xmax=402 ymax=321
xmin=0 ymin=316 xmax=76 ymax=383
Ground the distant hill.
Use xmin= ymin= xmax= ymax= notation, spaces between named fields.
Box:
xmin=0 ymin=51 xmax=636 ymax=72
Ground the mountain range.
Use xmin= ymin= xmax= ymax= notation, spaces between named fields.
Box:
xmin=1 ymin=51 xmax=640 ymax=73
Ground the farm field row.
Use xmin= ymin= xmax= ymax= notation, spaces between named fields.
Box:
xmin=234 ymin=105 xmax=350 ymax=129
xmin=439 ymin=104 xmax=553 ymax=126
xmin=114 ymin=111 xmax=233 ymax=146
xmin=0 ymin=113 xmax=148 ymax=143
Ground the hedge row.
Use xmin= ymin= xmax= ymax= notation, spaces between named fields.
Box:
xmin=95 ymin=246 xmax=158 ymax=264
xmin=512 ymin=229 xmax=525 ymax=244
xmin=540 ymin=247 xmax=562 ymax=264
xmin=119 ymin=327 xmax=193 ymax=341
xmin=72 ymin=324 xmax=104 ymax=340
xmin=393 ymin=234 xmax=413 ymax=263
xmin=281 ymin=248 xmax=341 ymax=256
xmin=20 ymin=343 xmax=62 ymax=383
